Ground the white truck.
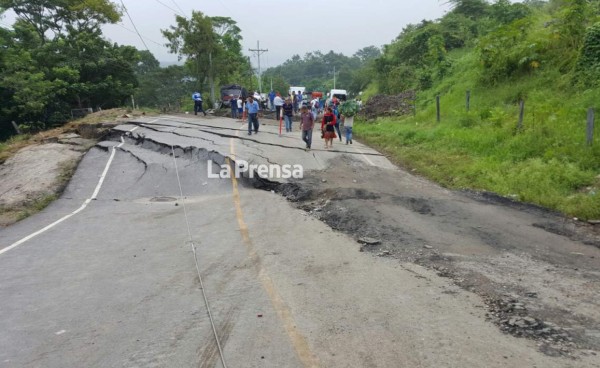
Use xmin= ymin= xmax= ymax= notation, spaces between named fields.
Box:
xmin=329 ymin=89 xmax=348 ymax=101
xmin=289 ymin=86 xmax=306 ymax=97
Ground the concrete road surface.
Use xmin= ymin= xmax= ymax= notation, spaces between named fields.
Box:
xmin=1 ymin=114 xmax=598 ymax=367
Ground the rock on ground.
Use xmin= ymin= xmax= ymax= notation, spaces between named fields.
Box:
xmin=0 ymin=143 xmax=84 ymax=208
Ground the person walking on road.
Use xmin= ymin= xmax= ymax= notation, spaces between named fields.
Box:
xmin=299 ymin=105 xmax=315 ymax=150
xmin=321 ymin=107 xmax=337 ymax=149
xmin=332 ymin=100 xmax=342 ymax=141
xmin=192 ymin=91 xmax=206 ymax=116
xmin=269 ymin=90 xmax=276 ymax=111
xmin=341 ymin=113 xmax=353 ymax=144
xmin=282 ymin=97 xmax=294 ymax=132
xmin=237 ymin=96 xmax=244 ymax=121
xmin=230 ymin=95 xmax=237 ymax=119
xmin=274 ymin=92 xmax=284 ymax=122
xmin=246 ymin=96 xmax=260 ymax=135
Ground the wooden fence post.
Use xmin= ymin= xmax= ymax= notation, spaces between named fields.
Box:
xmin=587 ymin=108 xmax=595 ymax=146
xmin=517 ymin=100 xmax=525 ymax=130
xmin=11 ymin=121 xmax=21 ymax=134
xmin=413 ymin=95 xmax=417 ymax=117
xmin=466 ymin=90 xmax=471 ymax=112
xmin=436 ymin=95 xmax=440 ymax=123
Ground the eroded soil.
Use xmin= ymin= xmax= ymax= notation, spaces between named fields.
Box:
xmin=261 ymin=155 xmax=600 ymax=359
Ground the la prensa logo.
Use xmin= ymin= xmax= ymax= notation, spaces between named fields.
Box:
xmin=207 ymin=160 xmax=303 ymax=179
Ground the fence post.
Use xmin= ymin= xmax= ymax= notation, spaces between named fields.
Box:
xmin=413 ymin=94 xmax=417 ymax=117
xmin=587 ymin=108 xmax=595 ymax=146
xmin=436 ymin=95 xmax=440 ymax=123
xmin=11 ymin=121 xmax=21 ymax=134
xmin=517 ymin=100 xmax=525 ymax=130
xmin=466 ymin=90 xmax=471 ymax=112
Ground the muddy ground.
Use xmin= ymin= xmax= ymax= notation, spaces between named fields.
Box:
xmin=255 ymin=155 xmax=600 ymax=360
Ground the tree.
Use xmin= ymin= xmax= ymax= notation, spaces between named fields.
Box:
xmin=134 ymin=50 xmax=160 ymax=75
xmin=207 ymin=16 xmax=251 ymax=98
xmin=0 ymin=0 xmax=135 ymax=136
xmin=353 ymin=46 xmax=381 ymax=63
xmin=135 ymin=65 xmax=190 ymax=111
xmin=162 ymin=11 xmax=218 ymax=101
xmin=447 ymin=0 xmax=490 ymax=19
xmin=0 ymin=0 xmax=120 ymax=44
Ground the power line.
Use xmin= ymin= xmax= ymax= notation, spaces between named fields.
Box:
xmin=153 ymin=0 xmax=185 ymax=17
xmin=170 ymin=0 xmax=186 ymax=15
xmin=120 ymin=0 xmax=150 ymax=51
xmin=115 ymin=23 xmax=163 ymax=47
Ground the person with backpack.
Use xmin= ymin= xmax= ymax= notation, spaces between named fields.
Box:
xmin=341 ymin=113 xmax=353 ymax=145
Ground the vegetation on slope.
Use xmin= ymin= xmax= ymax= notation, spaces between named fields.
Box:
xmin=355 ymin=0 xmax=600 ymax=219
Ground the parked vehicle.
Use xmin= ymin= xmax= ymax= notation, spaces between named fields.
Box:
xmin=329 ymin=89 xmax=347 ymax=102
xmin=289 ymin=86 xmax=306 ymax=97
xmin=220 ymin=84 xmax=248 ymax=108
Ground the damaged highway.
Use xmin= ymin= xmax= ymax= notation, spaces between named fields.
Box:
xmin=1 ymin=114 xmax=599 ymax=367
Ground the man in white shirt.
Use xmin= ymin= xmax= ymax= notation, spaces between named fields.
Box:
xmin=273 ymin=93 xmax=284 ymax=120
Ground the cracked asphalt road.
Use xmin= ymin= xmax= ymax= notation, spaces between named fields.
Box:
xmin=0 ymin=114 xmax=599 ymax=367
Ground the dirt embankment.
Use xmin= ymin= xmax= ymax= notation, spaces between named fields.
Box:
xmin=359 ymin=91 xmax=416 ymax=120
xmin=0 ymin=109 xmax=149 ymax=226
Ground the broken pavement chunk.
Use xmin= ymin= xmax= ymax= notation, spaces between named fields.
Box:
xmin=357 ymin=237 xmax=381 ymax=245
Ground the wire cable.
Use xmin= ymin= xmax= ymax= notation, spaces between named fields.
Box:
xmin=170 ymin=0 xmax=186 ymax=16
xmin=115 ymin=22 xmax=164 ymax=47
xmin=170 ymin=145 xmax=228 ymax=368
xmin=119 ymin=0 xmax=150 ymax=51
xmin=154 ymin=0 xmax=186 ymax=17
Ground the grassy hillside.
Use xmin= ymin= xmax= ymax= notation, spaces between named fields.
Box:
xmin=356 ymin=7 xmax=600 ymax=219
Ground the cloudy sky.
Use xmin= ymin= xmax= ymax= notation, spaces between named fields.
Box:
xmin=102 ymin=0 xmax=451 ymax=68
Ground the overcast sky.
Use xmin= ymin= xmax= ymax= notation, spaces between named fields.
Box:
xmin=101 ymin=0 xmax=451 ymax=69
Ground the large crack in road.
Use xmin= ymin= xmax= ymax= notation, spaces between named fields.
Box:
xmin=109 ymin=121 xmax=600 ymax=360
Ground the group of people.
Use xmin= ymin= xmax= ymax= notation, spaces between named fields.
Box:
xmin=296 ymin=102 xmax=354 ymax=151
xmin=318 ymin=101 xmax=353 ymax=150
xmin=192 ymin=90 xmax=354 ymax=150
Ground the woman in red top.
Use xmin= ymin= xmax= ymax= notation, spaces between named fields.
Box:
xmin=321 ymin=107 xmax=337 ymax=149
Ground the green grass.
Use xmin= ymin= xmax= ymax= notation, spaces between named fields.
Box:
xmin=356 ymin=49 xmax=600 ymax=219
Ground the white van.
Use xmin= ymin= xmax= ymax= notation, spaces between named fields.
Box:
xmin=329 ymin=89 xmax=347 ymax=101
xmin=289 ymin=86 xmax=305 ymax=97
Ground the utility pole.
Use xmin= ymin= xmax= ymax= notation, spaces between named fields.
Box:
xmin=333 ymin=66 xmax=336 ymax=89
xmin=248 ymin=41 xmax=268 ymax=95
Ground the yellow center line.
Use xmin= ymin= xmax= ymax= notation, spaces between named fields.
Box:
xmin=228 ymin=128 xmax=320 ymax=368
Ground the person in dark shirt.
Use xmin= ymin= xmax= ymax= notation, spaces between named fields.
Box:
xmin=282 ymin=97 xmax=294 ymax=132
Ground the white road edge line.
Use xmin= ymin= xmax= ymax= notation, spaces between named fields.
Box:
xmin=0 ymin=123 xmax=146 ymax=256
xmin=358 ymin=149 xmax=376 ymax=166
